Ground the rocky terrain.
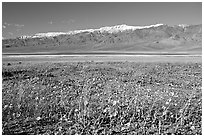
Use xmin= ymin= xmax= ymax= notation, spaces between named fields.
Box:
xmin=2 ymin=24 xmax=202 ymax=54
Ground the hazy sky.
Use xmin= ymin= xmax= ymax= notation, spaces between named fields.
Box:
xmin=2 ymin=2 xmax=202 ymax=39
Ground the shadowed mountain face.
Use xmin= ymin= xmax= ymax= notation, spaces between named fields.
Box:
xmin=2 ymin=24 xmax=202 ymax=54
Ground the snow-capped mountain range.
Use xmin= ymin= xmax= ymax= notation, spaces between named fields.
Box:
xmin=3 ymin=23 xmax=201 ymax=54
xmin=20 ymin=24 xmax=166 ymax=39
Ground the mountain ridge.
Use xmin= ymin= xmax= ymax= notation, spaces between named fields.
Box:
xmin=2 ymin=24 xmax=202 ymax=54
xmin=17 ymin=23 xmax=165 ymax=39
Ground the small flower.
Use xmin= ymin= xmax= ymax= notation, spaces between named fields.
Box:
xmin=113 ymin=100 xmax=119 ymax=106
xmin=75 ymin=109 xmax=79 ymax=112
xmin=4 ymin=105 xmax=8 ymax=109
xmin=166 ymin=101 xmax=169 ymax=105
xmin=58 ymin=126 xmax=62 ymax=131
xmin=84 ymin=100 xmax=88 ymax=106
xmin=60 ymin=117 xmax=63 ymax=121
xmin=136 ymin=109 xmax=140 ymax=112
xmin=190 ymin=126 xmax=195 ymax=130
xmin=9 ymin=104 xmax=13 ymax=108
xmin=163 ymin=111 xmax=167 ymax=115
xmin=36 ymin=116 xmax=41 ymax=121
xmin=166 ymin=98 xmax=171 ymax=105
xmin=103 ymin=107 xmax=110 ymax=113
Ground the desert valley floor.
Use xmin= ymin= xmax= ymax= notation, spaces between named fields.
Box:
xmin=2 ymin=54 xmax=202 ymax=135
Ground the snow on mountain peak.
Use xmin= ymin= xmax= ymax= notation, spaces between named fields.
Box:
xmin=19 ymin=24 xmax=164 ymax=39
xmin=32 ymin=32 xmax=68 ymax=38
xmin=178 ymin=24 xmax=189 ymax=28
xmin=97 ymin=23 xmax=164 ymax=33
xmin=70 ymin=23 xmax=165 ymax=34
xmin=18 ymin=35 xmax=32 ymax=39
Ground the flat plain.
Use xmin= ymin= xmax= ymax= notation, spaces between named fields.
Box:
xmin=2 ymin=55 xmax=202 ymax=135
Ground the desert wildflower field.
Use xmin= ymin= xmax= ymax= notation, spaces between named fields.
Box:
xmin=2 ymin=61 xmax=202 ymax=135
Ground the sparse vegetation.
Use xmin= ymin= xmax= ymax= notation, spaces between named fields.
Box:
xmin=2 ymin=62 xmax=202 ymax=135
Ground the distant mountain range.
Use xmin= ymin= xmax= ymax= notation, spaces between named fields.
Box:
xmin=2 ymin=24 xmax=202 ymax=54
